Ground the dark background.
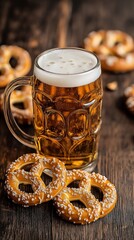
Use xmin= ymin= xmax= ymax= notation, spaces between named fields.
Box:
xmin=0 ymin=0 xmax=134 ymax=240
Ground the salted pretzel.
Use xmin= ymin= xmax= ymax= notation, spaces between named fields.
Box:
xmin=0 ymin=86 xmax=33 ymax=124
xmin=54 ymin=188 xmax=101 ymax=224
xmin=84 ymin=30 xmax=134 ymax=72
xmin=124 ymin=84 xmax=134 ymax=114
xmin=54 ymin=170 xmax=101 ymax=224
xmin=0 ymin=45 xmax=31 ymax=87
xmin=5 ymin=153 xmax=66 ymax=206
xmin=54 ymin=171 xmax=117 ymax=224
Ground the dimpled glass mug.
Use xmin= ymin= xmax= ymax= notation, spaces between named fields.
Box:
xmin=3 ymin=48 xmax=103 ymax=172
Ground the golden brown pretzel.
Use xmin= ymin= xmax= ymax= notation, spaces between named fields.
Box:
xmin=0 ymin=86 xmax=33 ymax=124
xmin=54 ymin=188 xmax=101 ymax=224
xmin=5 ymin=153 xmax=66 ymax=206
xmin=0 ymin=45 xmax=31 ymax=87
xmin=54 ymin=171 xmax=117 ymax=224
xmin=84 ymin=30 xmax=134 ymax=72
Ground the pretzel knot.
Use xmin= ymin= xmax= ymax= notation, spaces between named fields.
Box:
xmin=0 ymin=45 xmax=31 ymax=87
xmin=54 ymin=170 xmax=117 ymax=224
xmin=84 ymin=30 xmax=134 ymax=72
xmin=5 ymin=153 xmax=66 ymax=206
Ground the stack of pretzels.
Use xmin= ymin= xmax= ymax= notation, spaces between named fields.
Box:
xmin=0 ymin=45 xmax=33 ymax=124
xmin=5 ymin=153 xmax=117 ymax=225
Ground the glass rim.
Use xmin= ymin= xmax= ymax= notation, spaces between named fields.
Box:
xmin=34 ymin=47 xmax=100 ymax=76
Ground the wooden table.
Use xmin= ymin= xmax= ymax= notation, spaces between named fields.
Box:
xmin=0 ymin=0 xmax=134 ymax=239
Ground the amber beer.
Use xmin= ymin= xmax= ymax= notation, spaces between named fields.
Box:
xmin=33 ymin=48 xmax=103 ymax=171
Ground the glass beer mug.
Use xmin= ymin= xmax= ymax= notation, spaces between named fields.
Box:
xmin=3 ymin=48 xmax=103 ymax=171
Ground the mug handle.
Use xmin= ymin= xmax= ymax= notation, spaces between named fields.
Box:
xmin=3 ymin=76 xmax=36 ymax=148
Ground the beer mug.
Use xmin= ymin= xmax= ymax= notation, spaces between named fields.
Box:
xmin=3 ymin=48 xmax=103 ymax=171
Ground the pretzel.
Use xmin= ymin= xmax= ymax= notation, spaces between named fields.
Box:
xmin=0 ymin=45 xmax=31 ymax=87
xmin=5 ymin=153 xmax=66 ymax=206
xmin=124 ymin=84 xmax=134 ymax=114
xmin=84 ymin=30 xmax=134 ymax=72
xmin=0 ymin=86 xmax=33 ymax=124
xmin=66 ymin=171 xmax=117 ymax=218
xmin=54 ymin=188 xmax=101 ymax=224
xmin=54 ymin=171 xmax=117 ymax=224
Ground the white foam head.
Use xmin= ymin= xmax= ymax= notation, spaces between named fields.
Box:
xmin=34 ymin=48 xmax=101 ymax=87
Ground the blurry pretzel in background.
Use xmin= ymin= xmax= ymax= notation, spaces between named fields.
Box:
xmin=0 ymin=45 xmax=31 ymax=87
xmin=0 ymin=45 xmax=33 ymax=124
xmin=84 ymin=30 xmax=134 ymax=72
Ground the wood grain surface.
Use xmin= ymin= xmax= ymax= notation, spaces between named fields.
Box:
xmin=0 ymin=0 xmax=134 ymax=239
